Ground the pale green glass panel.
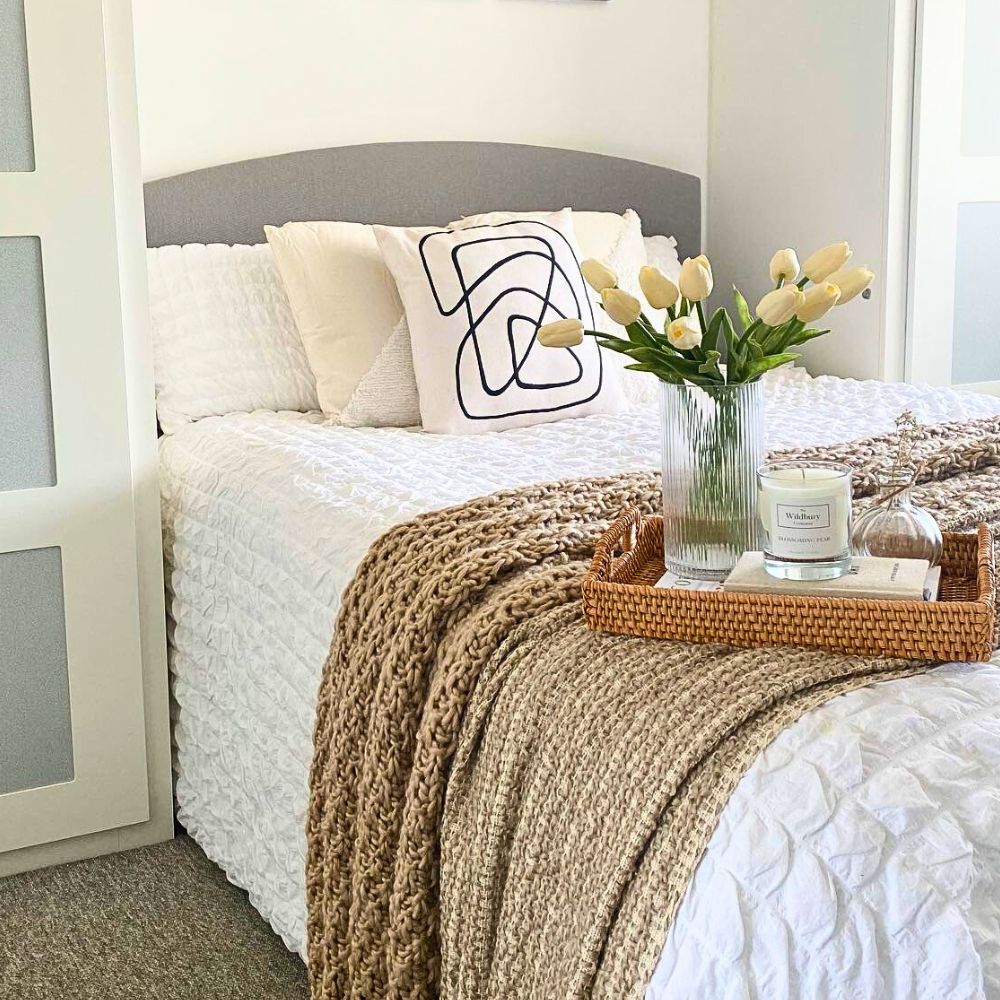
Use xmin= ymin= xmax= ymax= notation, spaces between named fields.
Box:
xmin=0 ymin=547 xmax=74 ymax=795
xmin=0 ymin=236 xmax=56 ymax=490
xmin=961 ymin=0 xmax=1000 ymax=157
xmin=0 ymin=0 xmax=35 ymax=171
xmin=952 ymin=201 xmax=1000 ymax=385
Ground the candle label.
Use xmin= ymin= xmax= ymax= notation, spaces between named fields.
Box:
xmin=767 ymin=494 xmax=847 ymax=559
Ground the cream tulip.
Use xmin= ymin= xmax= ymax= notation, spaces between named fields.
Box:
xmin=692 ymin=253 xmax=713 ymax=276
xmin=802 ymin=242 xmax=852 ymax=282
xmin=638 ymin=265 xmax=680 ymax=310
xmin=826 ymin=265 xmax=874 ymax=304
xmin=666 ymin=314 xmax=703 ymax=351
xmin=756 ymin=285 xmax=805 ymax=326
xmin=601 ymin=288 xmax=643 ymax=327
xmin=536 ymin=318 xmax=585 ymax=348
xmin=769 ymin=248 xmax=800 ymax=283
xmin=678 ymin=257 xmax=714 ymax=302
xmin=795 ymin=282 xmax=840 ymax=323
xmin=580 ymin=259 xmax=618 ymax=293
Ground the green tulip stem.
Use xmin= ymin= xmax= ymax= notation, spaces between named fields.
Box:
xmin=796 ymin=276 xmax=809 ymax=289
xmin=666 ymin=304 xmax=677 ymax=323
xmin=695 ymin=300 xmax=708 ymax=334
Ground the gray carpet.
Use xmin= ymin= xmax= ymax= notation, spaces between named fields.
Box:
xmin=0 ymin=834 xmax=309 ymax=999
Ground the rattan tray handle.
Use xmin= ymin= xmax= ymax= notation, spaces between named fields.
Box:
xmin=976 ymin=523 xmax=996 ymax=608
xmin=590 ymin=507 xmax=644 ymax=583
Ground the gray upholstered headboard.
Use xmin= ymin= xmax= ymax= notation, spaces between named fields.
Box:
xmin=143 ymin=141 xmax=701 ymax=258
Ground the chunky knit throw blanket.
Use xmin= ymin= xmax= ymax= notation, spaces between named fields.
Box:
xmin=307 ymin=416 xmax=1000 ymax=1000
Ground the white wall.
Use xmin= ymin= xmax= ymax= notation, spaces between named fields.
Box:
xmin=132 ymin=0 xmax=709 ymax=185
xmin=707 ymin=0 xmax=913 ymax=381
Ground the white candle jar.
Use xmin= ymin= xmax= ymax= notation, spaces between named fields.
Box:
xmin=757 ymin=460 xmax=853 ymax=580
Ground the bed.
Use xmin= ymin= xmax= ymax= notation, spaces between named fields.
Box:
xmin=147 ymin=143 xmax=1000 ymax=999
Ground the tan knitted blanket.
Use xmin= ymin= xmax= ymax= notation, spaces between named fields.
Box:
xmin=307 ymin=416 xmax=1000 ymax=1000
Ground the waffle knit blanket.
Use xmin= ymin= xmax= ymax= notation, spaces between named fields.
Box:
xmin=307 ymin=416 xmax=1000 ymax=1000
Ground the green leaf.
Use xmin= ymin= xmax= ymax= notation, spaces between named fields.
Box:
xmin=697 ymin=350 xmax=723 ymax=377
xmin=736 ymin=317 xmax=761 ymax=351
xmin=703 ymin=308 xmax=725 ymax=355
xmin=785 ymin=326 xmax=829 ymax=347
xmin=591 ymin=335 xmax=636 ymax=355
xmin=624 ymin=362 xmax=681 ymax=384
xmin=745 ymin=352 xmax=800 ymax=381
xmin=732 ymin=286 xmax=753 ymax=332
xmin=625 ymin=321 xmax=660 ymax=349
xmin=719 ymin=310 xmax=741 ymax=381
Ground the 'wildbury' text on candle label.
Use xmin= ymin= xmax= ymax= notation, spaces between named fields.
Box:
xmin=776 ymin=503 xmax=833 ymax=530
xmin=768 ymin=495 xmax=848 ymax=559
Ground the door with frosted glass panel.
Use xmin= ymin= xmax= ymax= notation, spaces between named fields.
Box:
xmin=0 ymin=0 xmax=166 ymax=860
xmin=908 ymin=0 xmax=1000 ymax=393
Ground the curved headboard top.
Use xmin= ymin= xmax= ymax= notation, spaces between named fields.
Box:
xmin=143 ymin=141 xmax=701 ymax=258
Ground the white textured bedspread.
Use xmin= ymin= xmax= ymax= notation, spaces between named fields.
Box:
xmin=160 ymin=376 xmax=1000 ymax=999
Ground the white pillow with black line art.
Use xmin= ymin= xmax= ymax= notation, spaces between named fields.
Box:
xmin=373 ymin=209 xmax=624 ymax=434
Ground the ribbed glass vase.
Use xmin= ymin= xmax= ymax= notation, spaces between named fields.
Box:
xmin=660 ymin=379 xmax=765 ymax=580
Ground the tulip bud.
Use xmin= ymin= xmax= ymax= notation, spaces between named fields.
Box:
xmin=666 ymin=314 xmax=702 ymax=351
xmin=756 ymin=285 xmax=805 ymax=326
xmin=795 ymin=282 xmax=840 ymax=323
xmin=580 ymin=259 xmax=618 ymax=293
xmin=769 ymin=248 xmax=800 ymax=283
xmin=678 ymin=257 xmax=713 ymax=302
xmin=601 ymin=288 xmax=643 ymax=327
xmin=692 ymin=253 xmax=713 ymax=276
xmin=638 ymin=265 xmax=680 ymax=310
xmin=802 ymin=242 xmax=852 ymax=282
xmin=826 ymin=265 xmax=874 ymax=304
xmin=536 ymin=317 xmax=585 ymax=348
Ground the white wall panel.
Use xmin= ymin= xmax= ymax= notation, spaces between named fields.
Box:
xmin=707 ymin=0 xmax=914 ymax=382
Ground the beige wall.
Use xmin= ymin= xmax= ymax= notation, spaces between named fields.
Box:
xmin=132 ymin=0 xmax=709 ymax=184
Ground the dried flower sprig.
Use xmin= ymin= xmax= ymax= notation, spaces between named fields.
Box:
xmin=890 ymin=410 xmax=920 ymax=480
xmin=875 ymin=410 xmax=923 ymax=509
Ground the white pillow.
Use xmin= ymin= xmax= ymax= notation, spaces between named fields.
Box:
xmin=455 ymin=209 xmax=640 ymax=266
xmin=263 ymin=221 xmax=406 ymax=416
xmin=374 ymin=209 xmax=624 ymax=434
xmin=354 ymin=209 xmax=661 ymax=425
xmin=643 ymin=234 xmax=681 ymax=281
xmin=146 ymin=243 xmax=319 ymax=434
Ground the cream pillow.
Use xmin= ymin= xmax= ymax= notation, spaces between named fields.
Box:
xmin=374 ymin=209 xmax=624 ymax=434
xmin=263 ymin=220 xmax=406 ymax=415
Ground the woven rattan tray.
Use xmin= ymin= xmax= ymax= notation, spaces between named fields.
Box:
xmin=582 ymin=507 xmax=996 ymax=662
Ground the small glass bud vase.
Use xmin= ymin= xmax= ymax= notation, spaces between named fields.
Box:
xmin=851 ymin=473 xmax=943 ymax=567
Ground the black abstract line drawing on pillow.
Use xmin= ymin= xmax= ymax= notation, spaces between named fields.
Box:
xmin=418 ymin=221 xmax=603 ymax=420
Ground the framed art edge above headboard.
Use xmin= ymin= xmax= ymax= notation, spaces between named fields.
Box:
xmin=142 ymin=141 xmax=701 ymax=259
